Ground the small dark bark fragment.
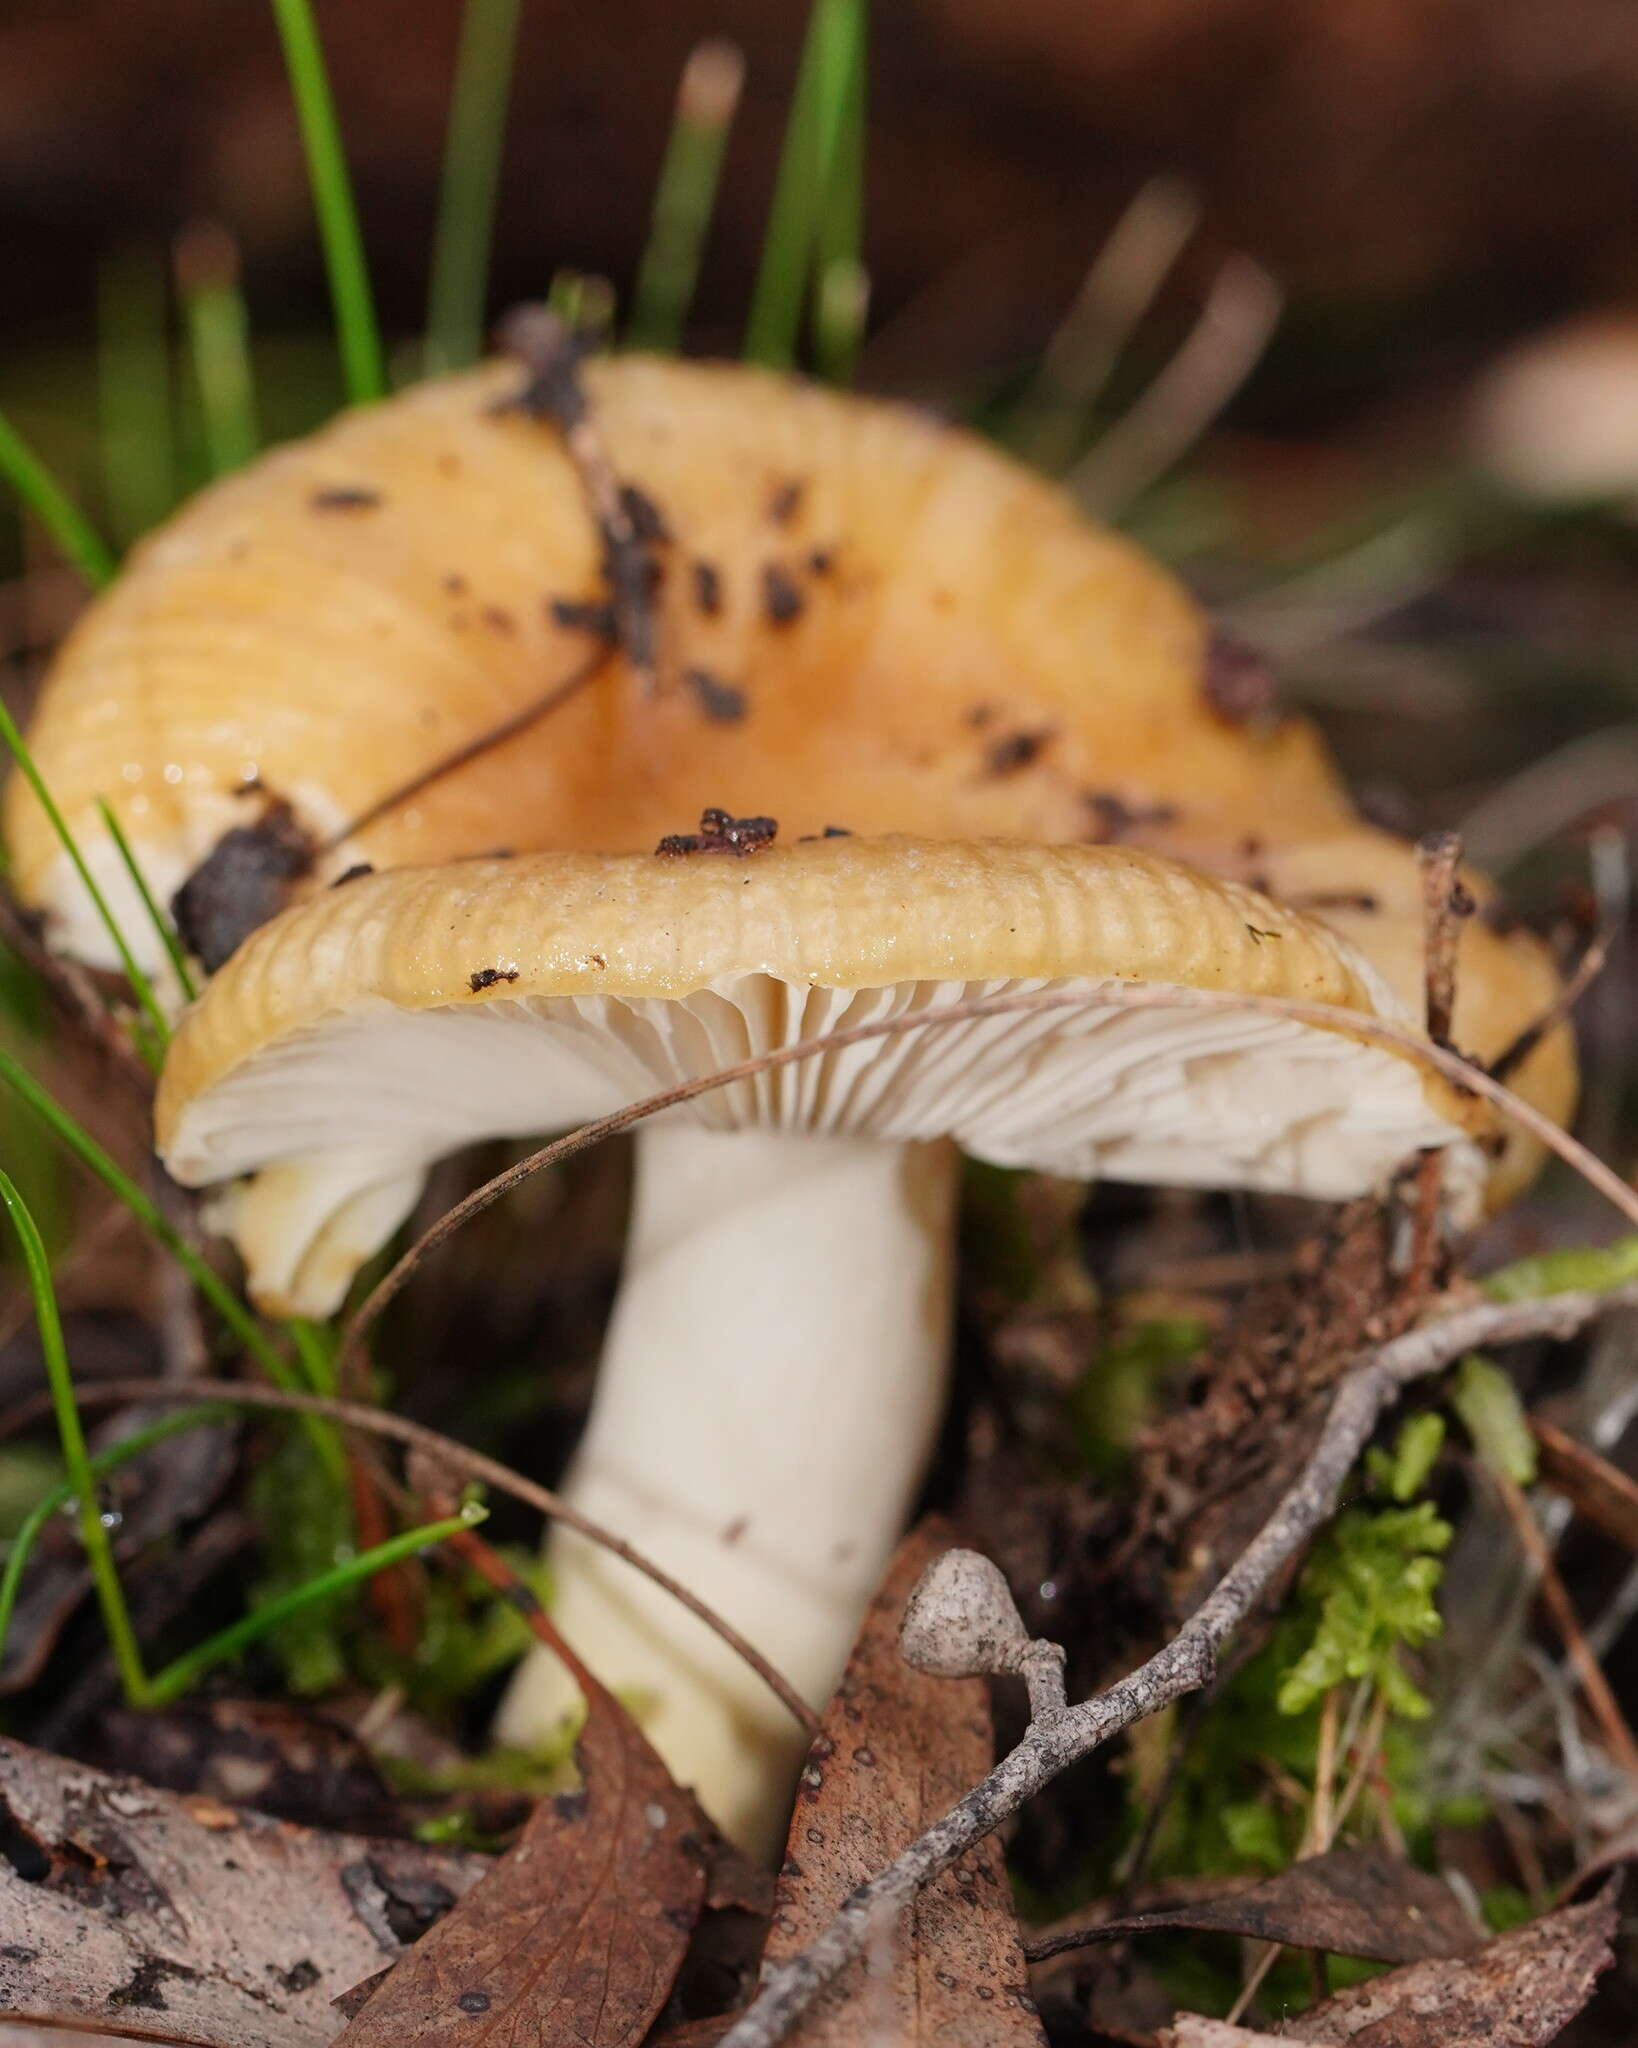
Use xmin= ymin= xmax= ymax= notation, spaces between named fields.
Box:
xmin=170 ymin=799 xmax=316 ymax=974
xmin=1200 ymin=629 xmax=1278 ymax=725
xmin=468 ymin=966 xmax=520 ymax=993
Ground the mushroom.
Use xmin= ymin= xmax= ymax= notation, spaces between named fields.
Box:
xmin=1468 ymin=313 xmax=1638 ymax=514
xmin=156 ymin=831 xmax=1502 ymax=1852
xmin=6 ymin=354 xmax=1352 ymax=971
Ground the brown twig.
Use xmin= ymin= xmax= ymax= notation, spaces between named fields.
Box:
xmin=499 ymin=307 xmax=665 ymax=696
xmin=318 ymin=649 xmax=608 ymax=854
xmin=336 ymin=979 xmax=1638 ymax=1394
xmin=714 ymin=1279 xmax=1638 ymax=2048
xmin=421 ymin=1485 xmax=597 ymax=1695
xmin=1416 ymin=830 xmax=1473 ymax=1046
xmin=13 ymin=1375 xmax=819 ymax=1738
xmin=1489 ymin=1465 xmax=1638 ymax=1782
xmin=1491 ymin=926 xmax=1611 ymax=1086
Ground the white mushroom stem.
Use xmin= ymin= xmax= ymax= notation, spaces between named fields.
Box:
xmin=495 ymin=1122 xmax=959 ymax=1857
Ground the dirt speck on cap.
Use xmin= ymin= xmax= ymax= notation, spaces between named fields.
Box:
xmin=691 ymin=559 xmax=724 ymax=617
xmin=309 ymin=486 xmax=382 ymax=513
xmin=984 ymin=728 xmax=1055 ymax=778
xmin=761 ymin=563 xmax=805 ymax=627
xmin=767 ymin=478 xmax=806 ymax=525
xmin=468 ymin=966 xmax=521 ymax=993
xmin=656 ymin=809 xmax=778 ymax=858
xmin=549 ymin=594 xmax=618 ymax=639
xmin=684 ymin=667 xmax=747 ymax=723
xmin=1082 ymin=790 xmax=1181 ymax=841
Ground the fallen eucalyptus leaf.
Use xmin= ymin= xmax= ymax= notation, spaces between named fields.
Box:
xmin=1161 ymin=1883 xmax=1618 ymax=2047
xmin=0 ymin=1735 xmax=484 ymax=2047
xmin=1027 ymin=1846 xmax=1478 ymax=1967
xmin=762 ymin=1519 xmax=1047 ymax=2046
xmin=335 ymin=1661 xmax=707 ymax=2046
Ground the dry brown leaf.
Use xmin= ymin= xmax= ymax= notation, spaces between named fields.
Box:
xmin=336 ymin=1680 xmax=707 ymax=2047
xmin=1028 ymin=1846 xmax=1478 ymax=1967
xmin=761 ymin=1518 xmax=1046 ymax=2047
xmin=0 ymin=1735 xmax=485 ymax=2047
xmin=1161 ymin=1884 xmax=1618 ymax=2048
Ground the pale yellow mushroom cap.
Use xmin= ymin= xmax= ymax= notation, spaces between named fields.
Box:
xmin=7 ymin=355 xmax=1350 ymax=962
xmin=1173 ymin=827 xmax=1578 ymax=1210
xmin=156 ymin=834 xmax=1490 ymax=1319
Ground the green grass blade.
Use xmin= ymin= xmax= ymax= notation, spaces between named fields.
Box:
xmin=810 ymin=8 xmax=866 ymax=383
xmin=288 ymin=1316 xmax=338 ymax=1396
xmin=0 ymin=1047 xmax=344 ymax=1479
xmin=0 ymin=1404 xmax=231 ymax=1675
xmin=175 ymin=224 xmax=261 ymax=476
xmin=424 ymin=0 xmax=523 ymax=374
xmin=0 ymin=1169 xmax=149 ymax=1704
xmin=94 ymin=797 xmax=198 ymax=1004
xmin=144 ymin=1502 xmax=485 ymax=1703
xmin=0 ymin=699 xmax=170 ymax=1063
xmin=0 ymin=410 xmax=116 ymax=588
xmin=627 ymin=39 xmax=745 ymax=354
xmin=744 ymin=0 xmax=867 ymax=370
xmin=270 ymin=0 xmax=386 ymax=404
xmin=98 ymin=250 xmax=178 ymax=548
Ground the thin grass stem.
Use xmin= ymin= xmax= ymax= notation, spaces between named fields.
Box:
xmin=0 ymin=1047 xmax=344 ymax=1479
xmin=744 ymin=0 xmax=868 ymax=369
xmin=175 ymin=224 xmax=261 ymax=476
xmin=0 ymin=1170 xmax=148 ymax=1704
xmin=288 ymin=1317 xmax=338 ymax=1396
xmin=269 ymin=0 xmax=386 ymax=404
xmin=425 ymin=0 xmax=522 ymax=374
xmin=627 ymin=39 xmax=745 ymax=353
xmin=144 ymin=1502 xmax=484 ymax=1703
xmin=0 ymin=410 xmax=116 ymax=588
xmin=94 ymin=798 xmax=198 ymax=1004
xmin=0 ymin=700 xmax=171 ymax=1062
xmin=810 ymin=9 xmax=866 ymax=383
xmin=97 ymin=251 xmax=177 ymax=547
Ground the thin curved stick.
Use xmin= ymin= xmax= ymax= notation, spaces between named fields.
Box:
xmin=318 ymin=648 xmax=609 ymax=853
xmin=339 ymin=979 xmax=1635 ymax=1391
xmin=0 ymin=1376 xmax=819 ymax=1738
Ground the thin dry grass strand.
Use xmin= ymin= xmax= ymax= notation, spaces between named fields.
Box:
xmin=337 ymin=979 xmax=1638 ymax=1389
xmin=1489 ymin=1465 xmax=1638 ymax=1781
xmin=318 ymin=648 xmax=609 ymax=854
xmin=0 ymin=1375 xmax=819 ymax=1736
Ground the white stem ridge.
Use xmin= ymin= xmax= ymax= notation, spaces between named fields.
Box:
xmin=497 ymin=1122 xmax=958 ymax=1856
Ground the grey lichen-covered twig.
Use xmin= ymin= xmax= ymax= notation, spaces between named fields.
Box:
xmin=720 ymin=1276 xmax=1638 ymax=2048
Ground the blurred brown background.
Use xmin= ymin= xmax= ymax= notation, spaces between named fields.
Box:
xmin=7 ymin=0 xmax=1638 ymax=379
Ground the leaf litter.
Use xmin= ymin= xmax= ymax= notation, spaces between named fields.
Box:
xmin=0 ymin=1734 xmax=485 ymax=2048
